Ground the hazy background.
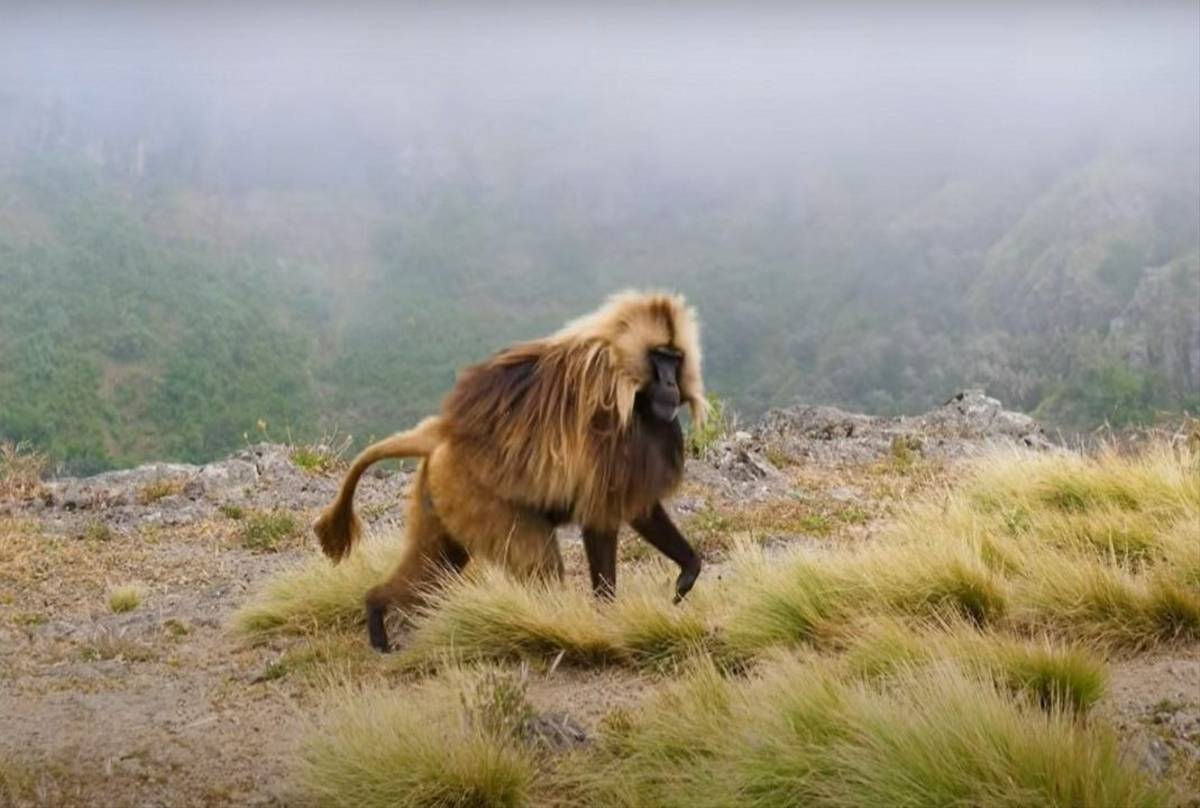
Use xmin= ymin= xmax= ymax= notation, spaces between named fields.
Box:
xmin=1 ymin=2 xmax=1197 ymax=473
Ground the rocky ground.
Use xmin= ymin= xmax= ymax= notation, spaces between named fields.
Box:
xmin=0 ymin=391 xmax=1195 ymax=806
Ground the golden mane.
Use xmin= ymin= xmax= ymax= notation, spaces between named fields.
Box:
xmin=442 ymin=289 xmax=704 ymax=526
xmin=551 ymin=289 xmax=706 ymax=426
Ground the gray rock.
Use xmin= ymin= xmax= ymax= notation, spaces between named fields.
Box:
xmin=826 ymin=486 xmax=862 ymax=503
xmin=524 ymin=711 xmax=589 ymax=750
xmin=46 ymin=462 xmax=198 ymax=509
xmin=1140 ymin=737 xmax=1172 ymax=776
xmin=236 ymin=443 xmax=300 ymax=481
xmin=741 ymin=389 xmax=1053 ymax=468
xmin=185 ymin=459 xmax=260 ymax=499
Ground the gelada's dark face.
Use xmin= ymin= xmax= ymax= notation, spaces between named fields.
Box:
xmin=645 ymin=347 xmax=683 ymax=422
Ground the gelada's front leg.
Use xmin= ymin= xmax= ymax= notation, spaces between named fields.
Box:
xmin=582 ymin=527 xmax=618 ymax=598
xmin=629 ymin=502 xmax=701 ymax=603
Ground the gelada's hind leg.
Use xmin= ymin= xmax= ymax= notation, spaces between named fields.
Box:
xmin=426 ymin=446 xmax=562 ymax=584
xmin=493 ymin=509 xmax=563 ymax=583
xmin=437 ymin=498 xmax=561 ymax=585
xmin=364 ymin=466 xmax=468 ymax=652
xmin=364 ymin=534 xmax=467 ymax=652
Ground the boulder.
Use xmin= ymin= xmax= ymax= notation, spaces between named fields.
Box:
xmin=184 ymin=459 xmax=260 ymax=499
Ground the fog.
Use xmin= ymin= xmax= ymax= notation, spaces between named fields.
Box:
xmin=5 ymin=4 xmax=1196 ymax=193
xmin=1 ymin=3 xmax=1198 ymax=469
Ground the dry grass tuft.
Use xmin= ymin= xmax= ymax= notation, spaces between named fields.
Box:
xmin=400 ymin=565 xmax=719 ymax=671
xmin=0 ymin=441 xmax=46 ymax=501
xmin=290 ymin=430 xmax=354 ymax=475
xmin=681 ymin=494 xmax=880 ymax=554
xmin=0 ymin=752 xmax=86 ymax=808
xmin=84 ymin=520 xmax=115 ymax=542
xmin=402 ymin=568 xmax=619 ymax=667
xmin=0 ymin=754 xmax=39 ymax=806
xmin=297 ymin=668 xmax=538 ymax=808
xmin=231 ymin=532 xmax=402 ymax=638
xmin=79 ymin=628 xmax=157 ymax=663
xmin=107 ymin=583 xmax=145 ymax=613
xmin=838 ymin=618 xmax=1107 ymax=713
xmin=563 ymin=658 xmax=1164 ymax=808
xmin=136 ymin=476 xmax=187 ymax=505
xmin=887 ymin=441 xmax=1200 ymax=651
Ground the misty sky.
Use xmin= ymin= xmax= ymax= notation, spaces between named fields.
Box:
xmin=3 ymin=3 xmax=1197 ymax=193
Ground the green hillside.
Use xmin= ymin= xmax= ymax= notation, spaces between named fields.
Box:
xmin=1 ymin=144 xmax=1195 ymax=473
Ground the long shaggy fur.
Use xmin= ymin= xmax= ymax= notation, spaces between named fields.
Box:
xmin=442 ymin=290 xmax=704 ymax=528
xmin=313 ymin=289 xmax=706 ymax=649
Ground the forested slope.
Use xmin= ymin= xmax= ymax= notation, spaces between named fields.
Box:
xmin=3 ymin=142 xmax=1194 ymax=472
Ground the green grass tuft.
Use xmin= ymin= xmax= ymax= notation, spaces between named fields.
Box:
xmin=269 ymin=441 xmax=1196 ymax=807
xmin=721 ymin=554 xmax=849 ymax=658
xmin=239 ymin=510 xmax=300 ymax=552
xmin=608 ymin=585 xmax=714 ymax=669
xmin=290 ymin=431 xmax=353 ymax=475
xmin=686 ymin=393 xmax=732 ymax=457
xmin=402 ymin=569 xmax=619 ymax=667
xmin=967 ymin=443 xmax=1198 ymax=519
xmin=1012 ymin=555 xmax=1200 ymax=650
xmin=246 ymin=444 xmax=1196 ymax=673
xmin=889 ymin=441 xmax=1199 ymax=650
xmin=721 ymin=543 xmax=1007 ymax=660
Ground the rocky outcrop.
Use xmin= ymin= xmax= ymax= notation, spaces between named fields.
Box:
xmin=16 ymin=391 xmax=1050 ymax=527
xmin=24 ymin=443 xmax=411 ymax=535
xmin=752 ymin=389 xmax=1049 ymax=463
xmin=689 ymin=390 xmax=1052 ymax=496
xmin=1110 ymin=257 xmax=1200 ymax=391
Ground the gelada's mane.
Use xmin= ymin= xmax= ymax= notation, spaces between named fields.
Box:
xmin=442 ymin=290 xmax=705 ymax=524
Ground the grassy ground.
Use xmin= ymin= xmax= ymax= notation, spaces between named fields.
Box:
xmin=3 ymin=439 xmax=1198 ymax=806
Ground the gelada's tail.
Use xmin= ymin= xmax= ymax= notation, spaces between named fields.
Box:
xmin=312 ymin=416 xmax=444 ymax=562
